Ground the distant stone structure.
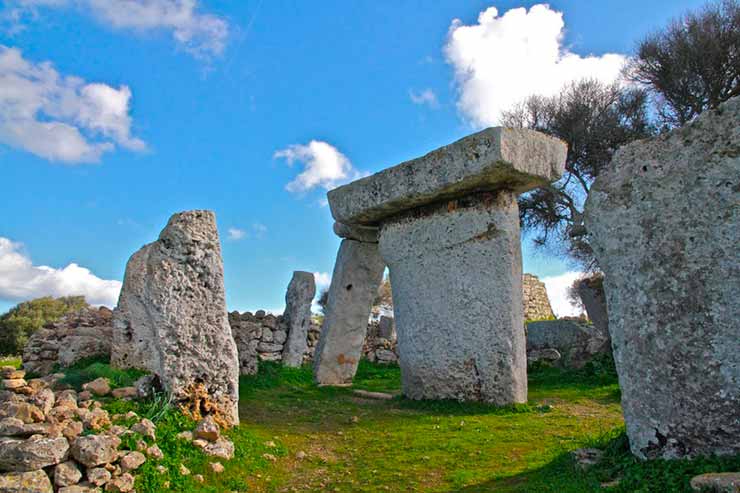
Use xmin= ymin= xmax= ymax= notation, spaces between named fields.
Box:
xmin=317 ymin=127 xmax=567 ymax=404
xmin=526 ymin=319 xmax=609 ymax=369
xmin=585 ymin=97 xmax=740 ymax=459
xmin=111 ymin=210 xmax=240 ymax=427
xmin=23 ymin=307 xmax=113 ymax=375
xmin=282 ymin=272 xmax=316 ymax=367
xmin=522 ymin=274 xmax=554 ymax=321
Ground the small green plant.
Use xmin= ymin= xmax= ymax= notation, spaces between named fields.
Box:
xmin=58 ymin=356 xmax=148 ymax=390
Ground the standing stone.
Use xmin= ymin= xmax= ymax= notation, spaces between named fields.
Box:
xmin=325 ymin=127 xmax=566 ymax=403
xmin=111 ymin=210 xmax=240 ymax=426
xmin=575 ymin=274 xmax=609 ymax=337
xmin=377 ymin=316 xmax=396 ymax=341
xmin=379 ymin=191 xmax=527 ymax=403
xmin=584 ymin=97 xmax=740 ymax=459
xmin=282 ymin=272 xmax=316 ymax=367
xmin=313 ymin=240 xmax=385 ymax=385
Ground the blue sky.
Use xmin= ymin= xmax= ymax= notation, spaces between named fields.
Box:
xmin=0 ymin=0 xmax=707 ymax=315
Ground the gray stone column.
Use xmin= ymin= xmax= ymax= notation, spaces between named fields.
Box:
xmin=313 ymin=238 xmax=385 ymax=385
xmin=379 ymin=191 xmax=527 ymax=404
xmin=282 ymin=271 xmax=316 ymax=367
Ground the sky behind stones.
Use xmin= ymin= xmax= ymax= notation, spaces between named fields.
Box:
xmin=0 ymin=0 xmax=706 ymax=316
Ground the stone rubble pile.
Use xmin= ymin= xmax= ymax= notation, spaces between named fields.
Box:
xmin=23 ymin=308 xmax=114 ymax=376
xmin=0 ymin=366 xmax=233 ymax=492
xmin=522 ymin=274 xmax=554 ymax=321
xmin=362 ymin=316 xmax=398 ymax=364
xmin=526 ymin=319 xmax=610 ymax=369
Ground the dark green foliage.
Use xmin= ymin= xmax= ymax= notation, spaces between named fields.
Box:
xmin=502 ymin=79 xmax=655 ymax=268
xmin=626 ymin=0 xmax=740 ymax=128
xmin=0 ymin=296 xmax=88 ymax=355
xmin=58 ymin=356 xmax=147 ymax=390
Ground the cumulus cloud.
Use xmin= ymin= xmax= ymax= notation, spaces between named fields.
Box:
xmin=409 ymin=88 xmax=439 ymax=108
xmin=541 ymin=270 xmax=585 ymax=318
xmin=444 ymin=4 xmax=627 ymax=126
xmin=0 ymin=237 xmax=122 ymax=307
xmin=0 ymin=45 xmax=145 ymax=163
xmin=5 ymin=0 xmax=229 ymax=59
xmin=313 ymin=271 xmax=331 ymax=291
xmin=227 ymin=227 xmax=246 ymax=241
xmin=274 ymin=140 xmax=364 ymax=194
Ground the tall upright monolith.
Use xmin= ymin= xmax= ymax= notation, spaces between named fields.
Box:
xmin=282 ymin=271 xmax=316 ymax=367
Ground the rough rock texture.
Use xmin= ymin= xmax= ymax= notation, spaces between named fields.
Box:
xmin=23 ymin=308 xmax=113 ymax=376
xmin=0 ymin=470 xmax=53 ymax=492
xmin=281 ymin=272 xmax=316 ymax=367
xmin=522 ymin=274 xmax=554 ymax=321
xmin=379 ymin=192 xmax=527 ymax=404
xmin=575 ymin=274 xmax=609 ymax=338
xmin=0 ymin=437 xmax=69 ymax=472
xmin=584 ymin=97 xmax=740 ymax=459
xmin=313 ymin=240 xmax=386 ymax=385
xmin=328 ymin=127 xmax=567 ymax=225
xmin=526 ymin=319 xmax=610 ymax=369
xmin=690 ymin=473 xmax=740 ymax=492
xmin=333 ymin=222 xmax=379 ymax=243
xmin=111 ymin=210 xmax=240 ymax=426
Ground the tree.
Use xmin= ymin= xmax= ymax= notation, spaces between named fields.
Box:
xmin=0 ymin=296 xmax=88 ymax=355
xmin=502 ymin=79 xmax=654 ymax=269
xmin=626 ymin=0 xmax=740 ymax=127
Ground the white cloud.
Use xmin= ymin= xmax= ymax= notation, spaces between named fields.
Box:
xmin=313 ymin=271 xmax=331 ymax=291
xmin=0 ymin=237 xmax=122 ymax=307
xmin=444 ymin=4 xmax=627 ymax=127
xmin=252 ymin=223 xmax=267 ymax=239
xmin=5 ymin=0 xmax=228 ymax=59
xmin=409 ymin=88 xmax=439 ymax=108
xmin=227 ymin=227 xmax=246 ymax=241
xmin=541 ymin=270 xmax=585 ymax=318
xmin=274 ymin=140 xmax=364 ymax=193
xmin=0 ymin=45 xmax=145 ymax=163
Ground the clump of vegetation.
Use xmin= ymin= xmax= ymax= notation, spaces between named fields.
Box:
xmin=58 ymin=356 xmax=148 ymax=390
xmin=0 ymin=296 xmax=88 ymax=355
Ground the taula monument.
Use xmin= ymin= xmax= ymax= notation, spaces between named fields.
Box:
xmin=112 ymin=210 xmax=240 ymax=427
xmin=314 ymin=127 xmax=567 ymax=404
xmin=585 ymin=97 xmax=740 ymax=459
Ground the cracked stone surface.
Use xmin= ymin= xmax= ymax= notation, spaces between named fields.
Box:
xmin=585 ymin=97 xmax=740 ymax=459
xmin=111 ymin=210 xmax=240 ymax=426
xmin=379 ymin=191 xmax=528 ymax=404
xmin=313 ymin=240 xmax=385 ymax=385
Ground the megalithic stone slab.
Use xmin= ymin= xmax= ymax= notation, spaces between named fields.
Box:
xmin=313 ymin=240 xmax=385 ymax=385
xmin=112 ymin=210 xmax=240 ymax=427
xmin=327 ymin=127 xmax=566 ymax=225
xmin=282 ymin=271 xmax=316 ymax=367
xmin=585 ymin=96 xmax=740 ymax=459
xmin=379 ymin=191 xmax=528 ymax=404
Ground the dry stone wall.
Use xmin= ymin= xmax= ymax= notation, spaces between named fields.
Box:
xmin=23 ymin=308 xmax=113 ymax=376
xmin=523 ymin=274 xmax=554 ymax=321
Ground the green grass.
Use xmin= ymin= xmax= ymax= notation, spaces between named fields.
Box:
xmin=44 ymin=358 xmax=740 ymax=492
xmin=58 ymin=356 xmax=148 ymax=390
xmin=0 ymin=355 xmax=22 ymax=369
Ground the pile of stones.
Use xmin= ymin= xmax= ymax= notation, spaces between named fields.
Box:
xmin=525 ymin=318 xmax=610 ymax=369
xmin=363 ymin=316 xmax=398 ymax=364
xmin=0 ymin=366 xmax=234 ymax=492
xmin=23 ymin=308 xmax=113 ymax=377
xmin=522 ymin=274 xmax=554 ymax=321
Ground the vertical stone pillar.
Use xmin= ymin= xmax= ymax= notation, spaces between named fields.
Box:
xmin=378 ymin=192 xmax=528 ymax=404
xmin=282 ymin=271 xmax=316 ymax=367
xmin=584 ymin=97 xmax=740 ymax=459
xmin=313 ymin=236 xmax=385 ymax=385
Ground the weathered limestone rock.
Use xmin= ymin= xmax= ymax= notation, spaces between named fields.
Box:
xmin=379 ymin=192 xmax=528 ymax=403
xmin=690 ymin=473 xmax=740 ymax=492
xmin=574 ymin=274 xmax=608 ymax=337
xmin=333 ymin=222 xmax=379 ymax=243
xmin=111 ymin=210 xmax=240 ymax=426
xmin=323 ymin=127 xmax=566 ymax=402
xmin=328 ymin=127 xmax=566 ymax=225
xmin=0 ymin=437 xmax=69 ymax=472
xmin=70 ymin=435 xmax=120 ymax=468
xmin=526 ymin=319 xmax=610 ymax=369
xmin=313 ymin=240 xmax=386 ymax=385
xmin=584 ymin=97 xmax=740 ymax=459
xmin=377 ymin=316 xmax=395 ymax=341
xmin=0 ymin=470 xmax=53 ymax=493
xmin=23 ymin=308 xmax=113 ymax=376
xmin=522 ymin=274 xmax=554 ymax=321
xmin=281 ymin=272 xmax=316 ymax=367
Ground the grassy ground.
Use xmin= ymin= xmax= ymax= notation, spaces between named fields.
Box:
xmin=18 ymin=358 xmax=740 ymax=492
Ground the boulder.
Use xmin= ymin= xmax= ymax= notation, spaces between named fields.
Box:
xmin=690 ymin=473 xmax=740 ymax=492
xmin=111 ymin=210 xmax=240 ymax=426
xmin=584 ymin=96 xmax=740 ymax=459
xmin=0 ymin=470 xmax=53 ymax=493
xmin=0 ymin=437 xmax=69 ymax=472
xmin=282 ymin=272 xmax=316 ymax=367
xmin=54 ymin=461 xmax=81 ymax=487
xmin=70 ymin=435 xmax=120 ymax=468
xmin=526 ymin=319 xmax=610 ymax=369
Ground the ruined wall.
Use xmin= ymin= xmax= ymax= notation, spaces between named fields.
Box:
xmin=523 ymin=274 xmax=554 ymax=321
